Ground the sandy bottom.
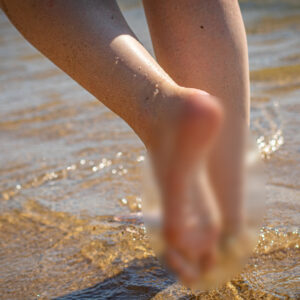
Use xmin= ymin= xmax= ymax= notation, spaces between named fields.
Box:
xmin=0 ymin=0 xmax=299 ymax=299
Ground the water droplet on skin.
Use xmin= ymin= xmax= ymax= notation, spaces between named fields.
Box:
xmin=153 ymin=88 xmax=159 ymax=97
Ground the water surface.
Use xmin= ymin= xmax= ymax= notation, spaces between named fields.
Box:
xmin=0 ymin=1 xmax=299 ymax=299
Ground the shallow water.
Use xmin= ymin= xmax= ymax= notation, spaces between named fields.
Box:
xmin=0 ymin=0 xmax=299 ymax=299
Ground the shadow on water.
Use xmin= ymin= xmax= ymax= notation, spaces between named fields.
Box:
xmin=54 ymin=257 xmax=188 ymax=300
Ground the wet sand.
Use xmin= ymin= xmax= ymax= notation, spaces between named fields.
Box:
xmin=0 ymin=0 xmax=299 ymax=299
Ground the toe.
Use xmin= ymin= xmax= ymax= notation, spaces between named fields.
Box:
xmin=166 ymin=248 xmax=200 ymax=285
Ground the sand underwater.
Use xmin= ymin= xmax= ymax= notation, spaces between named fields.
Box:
xmin=0 ymin=0 xmax=299 ymax=299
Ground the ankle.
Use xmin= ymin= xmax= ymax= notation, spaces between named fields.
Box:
xmin=140 ymin=83 xmax=182 ymax=151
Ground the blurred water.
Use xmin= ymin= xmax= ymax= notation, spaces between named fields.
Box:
xmin=0 ymin=1 xmax=299 ymax=299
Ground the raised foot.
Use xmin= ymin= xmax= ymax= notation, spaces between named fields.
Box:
xmin=147 ymin=87 xmax=223 ymax=285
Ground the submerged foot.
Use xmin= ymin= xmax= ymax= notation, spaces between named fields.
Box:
xmin=147 ymin=87 xmax=223 ymax=284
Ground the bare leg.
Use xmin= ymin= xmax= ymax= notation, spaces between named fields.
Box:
xmin=2 ymin=0 xmax=223 ymax=283
xmin=143 ymin=0 xmax=250 ymax=232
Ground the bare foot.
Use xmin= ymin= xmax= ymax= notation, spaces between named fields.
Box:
xmin=147 ymin=87 xmax=223 ymax=284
